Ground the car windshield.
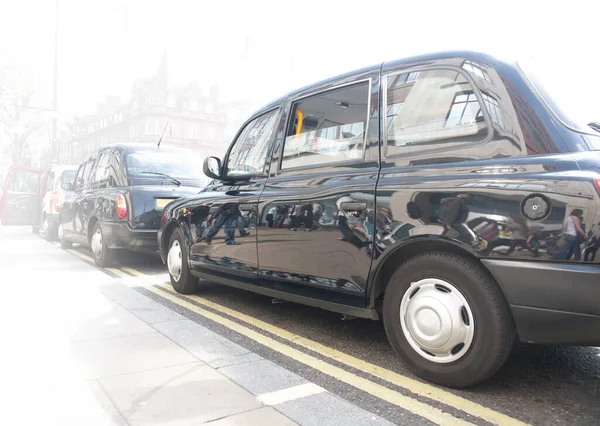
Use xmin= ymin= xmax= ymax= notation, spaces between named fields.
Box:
xmin=60 ymin=170 xmax=76 ymax=186
xmin=125 ymin=150 xmax=206 ymax=181
xmin=517 ymin=57 xmax=600 ymax=135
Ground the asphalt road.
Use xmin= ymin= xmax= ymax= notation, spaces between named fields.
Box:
xmin=61 ymin=243 xmax=600 ymax=425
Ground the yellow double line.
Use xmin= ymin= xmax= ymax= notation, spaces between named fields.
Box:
xmin=68 ymin=248 xmax=528 ymax=426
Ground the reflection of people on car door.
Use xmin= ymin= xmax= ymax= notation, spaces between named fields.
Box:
xmin=204 ymin=203 xmax=241 ymax=245
xmin=552 ymin=209 xmax=585 ymax=261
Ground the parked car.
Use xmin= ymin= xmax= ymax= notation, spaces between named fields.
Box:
xmin=38 ymin=165 xmax=78 ymax=239
xmin=58 ymin=143 xmax=209 ymax=267
xmin=0 ymin=165 xmax=45 ymax=230
xmin=158 ymin=51 xmax=600 ymax=388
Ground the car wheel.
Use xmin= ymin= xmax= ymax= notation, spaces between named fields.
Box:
xmin=58 ymin=222 xmax=72 ymax=249
xmin=168 ymin=227 xmax=198 ymax=294
xmin=90 ymin=222 xmax=115 ymax=267
xmin=383 ymin=251 xmax=515 ymax=388
xmin=31 ymin=225 xmax=39 ymax=234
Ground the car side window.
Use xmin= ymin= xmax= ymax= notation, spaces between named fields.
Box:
xmin=282 ymin=82 xmax=369 ymax=169
xmin=82 ymin=157 xmax=97 ymax=190
xmin=108 ymin=150 xmax=124 ymax=187
xmin=385 ymin=69 xmax=488 ymax=157
xmin=93 ymin=150 xmax=111 ymax=188
xmin=74 ymin=164 xmax=85 ymax=190
xmin=226 ymin=110 xmax=278 ymax=176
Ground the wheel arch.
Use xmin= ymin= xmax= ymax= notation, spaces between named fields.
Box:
xmin=369 ymin=237 xmax=490 ymax=308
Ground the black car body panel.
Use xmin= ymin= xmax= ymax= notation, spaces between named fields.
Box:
xmin=60 ymin=144 xmax=206 ymax=252
xmin=159 ymin=51 xmax=600 ymax=346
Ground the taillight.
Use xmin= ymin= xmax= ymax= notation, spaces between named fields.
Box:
xmin=161 ymin=210 xmax=168 ymax=225
xmin=116 ymin=194 xmax=127 ymax=219
xmin=55 ymin=203 xmax=61 ymax=213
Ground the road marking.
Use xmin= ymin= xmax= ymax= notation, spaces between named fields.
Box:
xmin=149 ymin=282 xmax=474 ymax=425
xmin=119 ymin=267 xmax=528 ymax=426
xmin=67 ymin=249 xmax=94 ymax=263
xmin=257 ymin=383 xmax=326 ymax=406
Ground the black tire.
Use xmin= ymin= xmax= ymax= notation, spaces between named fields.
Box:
xmin=58 ymin=222 xmax=73 ymax=249
xmin=382 ymin=251 xmax=515 ymax=388
xmin=168 ymin=228 xmax=198 ymax=294
xmin=91 ymin=221 xmax=115 ymax=268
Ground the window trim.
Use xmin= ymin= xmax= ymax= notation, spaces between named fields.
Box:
xmin=277 ymin=78 xmax=372 ymax=174
xmin=221 ymin=106 xmax=281 ymax=180
xmin=382 ymin=65 xmax=493 ymax=160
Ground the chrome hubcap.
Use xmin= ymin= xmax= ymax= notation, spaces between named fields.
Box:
xmin=167 ymin=240 xmax=182 ymax=282
xmin=400 ymin=278 xmax=475 ymax=364
xmin=58 ymin=223 xmax=64 ymax=241
xmin=91 ymin=229 xmax=103 ymax=258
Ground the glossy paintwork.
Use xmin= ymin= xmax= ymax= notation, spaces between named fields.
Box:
xmin=159 ymin=51 xmax=600 ymax=334
xmin=60 ymin=144 xmax=206 ymax=249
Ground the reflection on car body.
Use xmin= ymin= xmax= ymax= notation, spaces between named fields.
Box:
xmin=157 ymin=51 xmax=600 ymax=389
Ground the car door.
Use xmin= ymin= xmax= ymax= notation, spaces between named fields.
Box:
xmin=0 ymin=166 xmax=44 ymax=226
xmin=186 ymin=107 xmax=281 ymax=283
xmin=64 ymin=154 xmax=98 ymax=244
xmin=256 ymin=73 xmax=381 ymax=307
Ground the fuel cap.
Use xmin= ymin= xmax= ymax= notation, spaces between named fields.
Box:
xmin=521 ymin=195 xmax=550 ymax=221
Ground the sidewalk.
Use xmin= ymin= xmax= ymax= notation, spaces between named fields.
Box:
xmin=0 ymin=227 xmax=393 ymax=426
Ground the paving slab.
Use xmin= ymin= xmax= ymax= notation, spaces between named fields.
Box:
xmin=219 ymin=359 xmax=308 ymax=396
xmin=201 ymin=406 xmax=298 ymax=426
xmin=99 ymin=362 xmax=263 ymax=426
xmin=153 ymin=319 xmax=251 ymax=364
xmin=276 ymin=392 xmax=395 ymax=426
xmin=70 ymin=301 xmax=156 ymax=342
xmin=70 ymin=332 xmax=198 ymax=379
xmin=101 ymin=282 xmax=185 ymax=324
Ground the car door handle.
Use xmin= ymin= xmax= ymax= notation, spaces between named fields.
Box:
xmin=340 ymin=202 xmax=367 ymax=211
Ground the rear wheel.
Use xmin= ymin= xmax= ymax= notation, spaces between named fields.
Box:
xmin=382 ymin=251 xmax=515 ymax=388
xmin=167 ymin=228 xmax=198 ymax=294
xmin=58 ymin=222 xmax=72 ymax=249
xmin=40 ymin=214 xmax=57 ymax=241
xmin=91 ymin=222 xmax=115 ymax=267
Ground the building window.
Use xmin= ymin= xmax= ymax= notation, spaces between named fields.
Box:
xmin=481 ymin=92 xmax=503 ymax=127
xmin=205 ymin=102 xmax=214 ymax=114
xmin=462 ymin=60 xmax=492 ymax=83
xmin=189 ymin=100 xmax=198 ymax=112
xmin=187 ymin=126 xmax=197 ymax=139
xmin=282 ymin=82 xmax=369 ymax=169
xmin=167 ymin=95 xmax=176 ymax=108
xmin=387 ymin=72 xmax=419 ymax=88
xmin=385 ymin=69 xmax=487 ymax=155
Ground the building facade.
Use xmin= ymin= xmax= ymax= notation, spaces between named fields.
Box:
xmin=58 ymin=54 xmax=228 ymax=165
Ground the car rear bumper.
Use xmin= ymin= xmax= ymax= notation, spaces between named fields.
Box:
xmin=482 ymin=259 xmax=600 ymax=346
xmin=101 ymin=221 xmax=158 ymax=252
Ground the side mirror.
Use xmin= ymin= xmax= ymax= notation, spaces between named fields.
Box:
xmin=61 ymin=182 xmax=74 ymax=191
xmin=203 ymin=156 xmax=222 ymax=180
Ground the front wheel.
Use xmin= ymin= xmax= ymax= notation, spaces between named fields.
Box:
xmin=167 ymin=228 xmax=198 ymax=294
xmin=91 ymin=222 xmax=115 ymax=267
xmin=383 ymin=251 xmax=515 ymax=388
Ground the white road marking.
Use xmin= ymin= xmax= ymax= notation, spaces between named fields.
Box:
xmin=257 ymin=383 xmax=326 ymax=406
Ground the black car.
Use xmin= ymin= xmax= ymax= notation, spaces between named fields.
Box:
xmin=157 ymin=51 xmax=600 ymax=388
xmin=59 ymin=143 xmax=209 ymax=267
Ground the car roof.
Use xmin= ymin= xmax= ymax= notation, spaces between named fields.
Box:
xmin=251 ymin=50 xmax=517 ymax=117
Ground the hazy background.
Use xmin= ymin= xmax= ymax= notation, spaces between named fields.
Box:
xmin=1 ymin=0 xmax=599 ymax=174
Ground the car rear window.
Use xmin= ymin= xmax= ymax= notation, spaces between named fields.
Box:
xmin=125 ymin=149 xmax=207 ymax=181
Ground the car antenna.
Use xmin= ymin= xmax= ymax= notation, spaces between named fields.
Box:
xmin=157 ymin=122 xmax=169 ymax=149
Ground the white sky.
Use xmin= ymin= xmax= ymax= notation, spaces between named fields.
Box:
xmin=1 ymin=0 xmax=599 ymax=125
